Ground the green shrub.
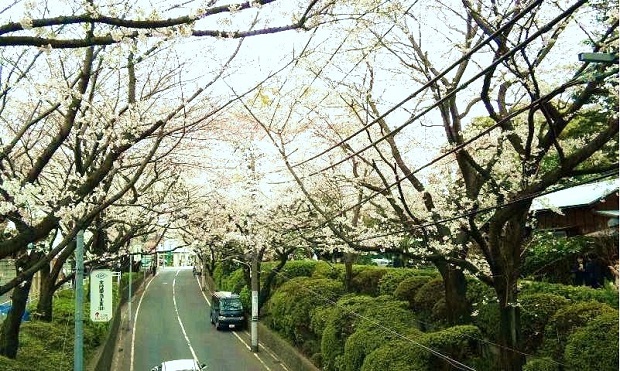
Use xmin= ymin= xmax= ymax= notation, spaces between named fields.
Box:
xmin=541 ymin=301 xmax=617 ymax=361
xmin=342 ymin=300 xmax=420 ymax=371
xmin=377 ymin=269 xmax=417 ymax=296
xmin=472 ymin=300 xmax=499 ymax=342
xmin=312 ymin=261 xmax=344 ymax=280
xmin=519 ymin=280 xmax=618 ymax=308
xmin=273 ymin=260 xmax=318 ymax=288
xmin=266 ymin=277 xmax=344 ymax=353
xmin=219 ymin=267 xmax=246 ymax=293
xmin=413 ymin=278 xmax=445 ymax=321
xmin=394 ymin=275 xmax=433 ymax=308
xmin=350 ymin=267 xmax=389 ymax=296
xmin=320 ymin=295 xmax=412 ymax=371
xmin=523 ymin=357 xmax=560 ymax=371
xmin=519 ymin=293 xmax=570 ymax=353
xmin=564 ymin=311 xmax=619 ymax=370
xmin=361 ymin=325 xmax=482 ymax=371
xmin=360 ymin=339 xmax=425 ymax=371
xmin=466 ymin=277 xmax=497 ymax=307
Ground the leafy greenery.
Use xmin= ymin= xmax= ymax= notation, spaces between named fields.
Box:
xmin=564 ymin=311 xmax=619 ymax=370
xmin=519 ymin=294 xmax=570 ymax=353
xmin=394 ymin=275 xmax=433 ymax=308
xmin=519 ymin=280 xmax=618 ymax=307
xmin=350 ymin=267 xmax=390 ymax=296
xmin=540 ymin=301 xmax=617 ymax=362
xmin=377 ymin=269 xmax=418 ymax=296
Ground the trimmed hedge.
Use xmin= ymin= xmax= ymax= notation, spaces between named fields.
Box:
xmin=519 ymin=293 xmax=570 ymax=353
xmin=350 ymin=267 xmax=390 ymax=296
xmin=377 ymin=269 xmax=418 ymax=296
xmin=394 ymin=275 xmax=433 ymax=308
xmin=266 ymin=277 xmax=344 ymax=356
xmin=540 ymin=301 xmax=617 ymax=362
xmin=413 ymin=278 xmax=445 ymax=322
xmin=342 ymin=300 xmax=420 ymax=371
xmin=523 ymin=357 xmax=560 ymax=371
xmin=564 ymin=311 xmax=619 ymax=370
xmin=519 ymin=280 xmax=618 ymax=308
xmin=361 ymin=325 xmax=482 ymax=371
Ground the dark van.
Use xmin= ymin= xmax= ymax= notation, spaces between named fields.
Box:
xmin=210 ymin=291 xmax=245 ymax=330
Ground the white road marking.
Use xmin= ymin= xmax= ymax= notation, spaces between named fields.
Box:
xmin=172 ymin=270 xmax=202 ymax=365
xmin=129 ymin=273 xmax=156 ymax=371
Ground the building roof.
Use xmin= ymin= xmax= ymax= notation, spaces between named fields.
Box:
xmin=530 ymin=178 xmax=619 ymax=211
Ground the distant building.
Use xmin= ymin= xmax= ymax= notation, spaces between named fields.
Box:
xmin=530 ymin=179 xmax=619 ymax=237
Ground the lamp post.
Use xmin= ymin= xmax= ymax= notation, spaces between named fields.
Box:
xmin=232 ymin=256 xmax=259 ymax=352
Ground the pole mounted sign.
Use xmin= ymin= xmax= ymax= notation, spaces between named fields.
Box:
xmin=90 ymin=269 xmax=113 ymax=322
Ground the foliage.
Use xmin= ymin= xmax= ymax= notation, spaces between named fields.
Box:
xmin=349 ymin=267 xmax=390 ymax=296
xmin=0 ymin=287 xmax=109 ymax=370
xmin=522 ymin=357 xmax=560 ymax=371
xmin=266 ymin=277 xmax=344 ymax=353
xmin=519 ymin=280 xmax=618 ymax=308
xmin=520 ymin=233 xmax=592 ymax=284
xmin=320 ymin=295 xmax=388 ymax=371
xmin=273 ymin=260 xmax=318 ymax=288
xmin=564 ymin=311 xmax=619 ymax=371
xmin=377 ymin=269 xmax=418 ymax=296
xmin=394 ymin=275 xmax=433 ymax=308
xmin=312 ymin=260 xmax=345 ymax=280
xmin=540 ymin=301 xmax=617 ymax=362
xmin=219 ymin=267 xmax=246 ymax=293
xmin=412 ymin=278 xmax=445 ymax=322
xmin=360 ymin=325 xmax=482 ymax=371
xmin=342 ymin=300 xmax=420 ymax=371
xmin=519 ymin=294 xmax=570 ymax=353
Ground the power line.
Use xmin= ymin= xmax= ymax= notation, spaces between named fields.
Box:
xmin=307 ymin=0 xmax=589 ymax=177
xmin=290 ymin=0 xmax=550 ymax=169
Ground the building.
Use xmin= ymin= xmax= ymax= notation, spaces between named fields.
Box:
xmin=530 ymin=178 xmax=619 ymax=237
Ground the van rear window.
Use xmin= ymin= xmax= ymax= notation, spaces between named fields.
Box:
xmin=221 ymin=299 xmax=243 ymax=310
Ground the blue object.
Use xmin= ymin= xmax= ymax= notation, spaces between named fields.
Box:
xmin=0 ymin=303 xmax=30 ymax=321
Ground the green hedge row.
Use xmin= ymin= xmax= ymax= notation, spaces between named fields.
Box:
xmin=258 ymin=261 xmax=618 ymax=370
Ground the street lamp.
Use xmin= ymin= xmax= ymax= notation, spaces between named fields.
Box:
xmin=232 ymin=257 xmax=259 ymax=353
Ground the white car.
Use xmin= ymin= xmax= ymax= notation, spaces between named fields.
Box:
xmin=150 ymin=359 xmax=207 ymax=371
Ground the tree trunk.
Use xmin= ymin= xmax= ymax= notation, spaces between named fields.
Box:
xmin=344 ymin=252 xmax=354 ymax=292
xmin=435 ymin=260 xmax=470 ymax=325
xmin=0 ymin=252 xmax=36 ymax=359
xmin=496 ymin=278 xmax=523 ymax=371
xmin=36 ymin=273 xmax=55 ymax=322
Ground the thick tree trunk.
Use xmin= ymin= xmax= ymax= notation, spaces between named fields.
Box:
xmin=435 ymin=260 xmax=470 ymax=325
xmin=36 ymin=274 xmax=55 ymax=322
xmin=344 ymin=252 xmax=354 ymax=293
xmin=0 ymin=252 xmax=35 ymax=359
xmin=496 ymin=278 xmax=524 ymax=371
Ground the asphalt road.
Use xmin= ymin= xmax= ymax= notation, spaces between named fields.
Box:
xmin=114 ymin=267 xmax=289 ymax=371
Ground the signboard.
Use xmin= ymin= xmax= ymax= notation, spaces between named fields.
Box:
xmin=90 ymin=269 xmax=113 ymax=322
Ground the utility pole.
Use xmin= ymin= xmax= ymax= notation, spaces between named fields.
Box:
xmin=250 ymin=250 xmax=259 ymax=352
xmin=74 ymin=229 xmax=84 ymax=371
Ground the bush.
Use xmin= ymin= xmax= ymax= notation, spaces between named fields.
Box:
xmin=272 ymin=260 xmax=318 ymax=288
xmin=361 ymin=325 xmax=482 ymax=371
xmin=219 ymin=267 xmax=246 ymax=293
xmin=313 ymin=260 xmax=345 ymax=280
xmin=472 ymin=300 xmax=499 ymax=342
xmin=541 ymin=301 xmax=617 ymax=361
xmin=377 ymin=269 xmax=418 ymax=296
xmin=519 ymin=293 xmax=570 ymax=353
xmin=523 ymin=357 xmax=560 ymax=371
xmin=394 ymin=276 xmax=433 ymax=308
xmin=360 ymin=339 xmax=425 ymax=371
xmin=350 ymin=267 xmax=390 ymax=296
xmin=266 ymin=277 xmax=344 ymax=353
xmin=519 ymin=280 xmax=618 ymax=308
xmin=564 ymin=311 xmax=619 ymax=370
xmin=342 ymin=300 xmax=420 ymax=371
xmin=320 ymin=295 xmax=417 ymax=371
xmin=413 ymin=278 xmax=445 ymax=321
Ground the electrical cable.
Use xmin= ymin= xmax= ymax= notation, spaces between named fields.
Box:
xmin=306 ymin=0 xmax=589 ymax=177
xmin=291 ymin=0 xmax=550 ymax=169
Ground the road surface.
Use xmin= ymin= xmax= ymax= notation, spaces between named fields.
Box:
xmin=113 ymin=267 xmax=289 ymax=371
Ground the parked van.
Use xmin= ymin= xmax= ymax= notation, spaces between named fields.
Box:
xmin=210 ymin=291 xmax=245 ymax=330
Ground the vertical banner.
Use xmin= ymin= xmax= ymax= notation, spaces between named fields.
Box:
xmin=90 ymin=269 xmax=113 ymax=322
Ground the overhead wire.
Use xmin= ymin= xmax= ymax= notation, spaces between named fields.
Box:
xmin=305 ymin=0 xmax=590 ymax=177
xmin=290 ymin=0 xmax=550 ymax=169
